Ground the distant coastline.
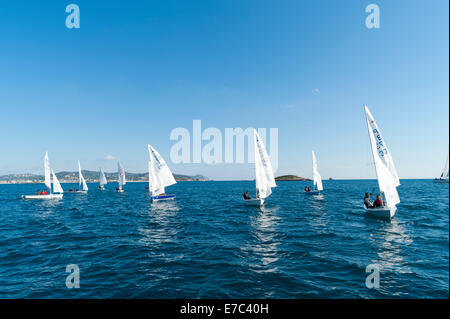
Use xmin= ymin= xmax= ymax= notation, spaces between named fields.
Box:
xmin=275 ymin=175 xmax=311 ymax=181
xmin=0 ymin=171 xmax=210 ymax=184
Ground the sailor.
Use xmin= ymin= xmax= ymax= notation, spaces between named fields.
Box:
xmin=243 ymin=191 xmax=250 ymax=200
xmin=364 ymin=193 xmax=373 ymax=208
xmin=373 ymin=195 xmax=383 ymax=208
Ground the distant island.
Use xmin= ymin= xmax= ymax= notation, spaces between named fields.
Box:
xmin=275 ymin=175 xmax=310 ymax=181
xmin=0 ymin=171 xmax=210 ymax=184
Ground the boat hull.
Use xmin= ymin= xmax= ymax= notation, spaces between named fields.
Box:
xmin=22 ymin=194 xmax=63 ymax=200
xmin=244 ymin=198 xmax=265 ymax=206
xmin=433 ymin=179 xmax=449 ymax=184
xmin=364 ymin=206 xmax=396 ymax=219
xmin=305 ymin=191 xmax=321 ymax=195
xmin=152 ymin=195 xmax=176 ymax=202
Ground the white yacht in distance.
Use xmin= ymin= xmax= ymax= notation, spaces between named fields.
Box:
xmin=434 ymin=152 xmax=449 ymax=183
xmin=148 ymin=144 xmax=177 ymax=201
xmin=99 ymin=168 xmax=108 ymax=190
xmin=363 ymin=105 xmax=400 ymax=219
xmin=116 ymin=161 xmax=126 ymax=192
xmin=305 ymin=150 xmax=323 ymax=195
xmin=244 ymin=129 xmax=277 ymax=206
xmin=22 ymin=152 xmax=64 ymax=200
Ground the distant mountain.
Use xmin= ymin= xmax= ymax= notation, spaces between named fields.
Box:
xmin=0 ymin=171 xmax=210 ymax=184
xmin=275 ymin=175 xmax=310 ymax=181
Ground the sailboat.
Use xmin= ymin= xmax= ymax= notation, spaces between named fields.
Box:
xmin=116 ymin=161 xmax=126 ymax=192
xmin=148 ymin=144 xmax=176 ymax=201
xmin=74 ymin=160 xmax=88 ymax=193
xmin=434 ymin=152 xmax=449 ymax=183
xmin=99 ymin=168 xmax=108 ymax=190
xmin=22 ymin=152 xmax=64 ymax=200
xmin=305 ymin=150 xmax=323 ymax=195
xmin=244 ymin=129 xmax=277 ymax=206
xmin=364 ymin=105 xmax=400 ymax=219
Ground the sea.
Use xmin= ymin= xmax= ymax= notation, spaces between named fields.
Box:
xmin=0 ymin=180 xmax=448 ymax=298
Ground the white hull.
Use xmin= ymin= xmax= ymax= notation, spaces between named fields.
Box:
xmin=364 ymin=206 xmax=396 ymax=219
xmin=244 ymin=198 xmax=265 ymax=206
xmin=305 ymin=190 xmax=321 ymax=195
xmin=22 ymin=194 xmax=63 ymax=200
xmin=116 ymin=189 xmax=124 ymax=193
xmin=152 ymin=194 xmax=176 ymax=202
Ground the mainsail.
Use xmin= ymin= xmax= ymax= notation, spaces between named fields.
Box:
xmin=117 ymin=161 xmax=126 ymax=187
xmin=78 ymin=160 xmax=88 ymax=191
xmin=148 ymin=144 xmax=176 ymax=196
xmin=44 ymin=152 xmax=51 ymax=190
xmin=253 ymin=129 xmax=277 ymax=199
xmin=99 ymin=168 xmax=108 ymax=186
xmin=312 ymin=150 xmax=323 ymax=191
xmin=51 ymin=169 xmax=64 ymax=193
xmin=365 ymin=105 xmax=400 ymax=208
xmin=440 ymin=152 xmax=449 ymax=179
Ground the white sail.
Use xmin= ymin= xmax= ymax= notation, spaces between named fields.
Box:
xmin=117 ymin=161 xmax=126 ymax=187
xmin=254 ymin=129 xmax=277 ymax=199
xmin=44 ymin=152 xmax=51 ymax=190
xmin=148 ymin=161 xmax=152 ymax=193
xmin=51 ymin=169 xmax=64 ymax=193
xmin=99 ymin=168 xmax=108 ymax=186
xmin=440 ymin=152 xmax=449 ymax=179
xmin=148 ymin=144 xmax=176 ymax=196
xmin=78 ymin=160 xmax=88 ymax=191
xmin=365 ymin=105 xmax=400 ymax=208
xmin=312 ymin=150 xmax=323 ymax=191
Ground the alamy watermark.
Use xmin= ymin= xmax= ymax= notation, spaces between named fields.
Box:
xmin=365 ymin=264 xmax=380 ymax=289
xmin=170 ymin=120 xmax=278 ymax=172
xmin=66 ymin=264 xmax=80 ymax=289
xmin=65 ymin=4 xmax=80 ymax=29
xmin=365 ymin=4 xmax=380 ymax=29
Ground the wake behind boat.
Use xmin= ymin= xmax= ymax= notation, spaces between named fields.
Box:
xmin=22 ymin=152 xmax=64 ymax=200
xmin=148 ymin=144 xmax=176 ymax=202
xmin=304 ymin=150 xmax=323 ymax=195
xmin=363 ymin=105 xmax=401 ymax=219
xmin=243 ymin=129 xmax=277 ymax=206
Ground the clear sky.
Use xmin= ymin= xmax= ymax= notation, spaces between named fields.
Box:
xmin=0 ymin=0 xmax=448 ymax=180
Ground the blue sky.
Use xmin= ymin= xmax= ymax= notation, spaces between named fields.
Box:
xmin=0 ymin=0 xmax=448 ymax=180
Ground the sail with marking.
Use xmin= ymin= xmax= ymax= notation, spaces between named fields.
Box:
xmin=148 ymin=144 xmax=176 ymax=196
xmin=253 ymin=129 xmax=277 ymax=199
xmin=117 ymin=161 xmax=126 ymax=187
xmin=78 ymin=160 xmax=88 ymax=191
xmin=99 ymin=168 xmax=108 ymax=186
xmin=440 ymin=152 xmax=449 ymax=179
xmin=51 ymin=169 xmax=64 ymax=193
xmin=44 ymin=152 xmax=51 ymax=190
xmin=312 ymin=150 xmax=323 ymax=191
xmin=365 ymin=105 xmax=400 ymax=208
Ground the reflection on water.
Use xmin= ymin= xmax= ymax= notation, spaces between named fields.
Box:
xmin=370 ymin=219 xmax=413 ymax=274
xmin=138 ymin=200 xmax=181 ymax=247
xmin=243 ymin=205 xmax=281 ymax=273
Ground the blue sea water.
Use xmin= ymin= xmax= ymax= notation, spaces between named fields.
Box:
xmin=0 ymin=180 xmax=448 ymax=298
